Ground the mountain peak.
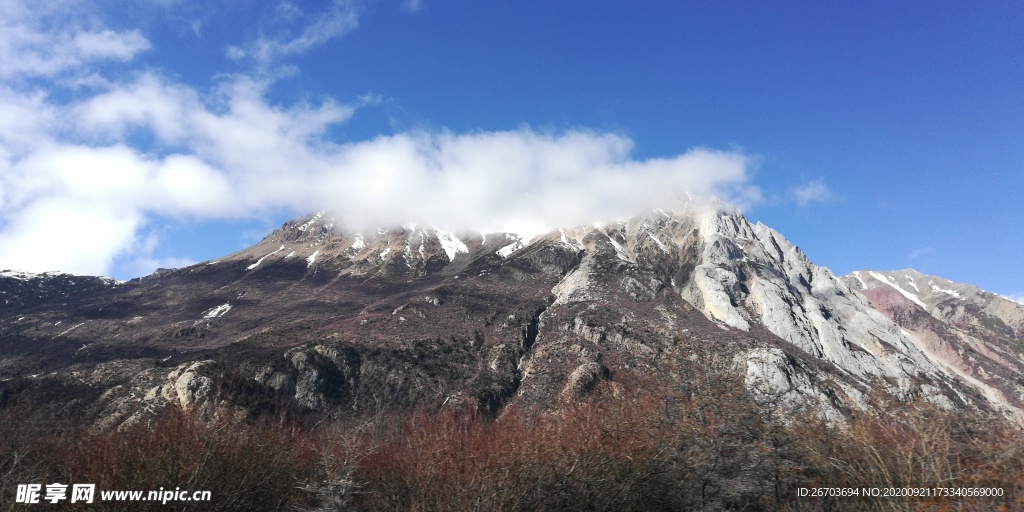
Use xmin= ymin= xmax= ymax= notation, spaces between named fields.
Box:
xmin=4 ymin=205 xmax=1023 ymax=428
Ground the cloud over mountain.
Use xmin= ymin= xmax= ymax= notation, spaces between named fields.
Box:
xmin=0 ymin=75 xmax=757 ymax=274
xmin=0 ymin=1 xmax=758 ymax=277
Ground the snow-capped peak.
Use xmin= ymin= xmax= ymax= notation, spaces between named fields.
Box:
xmin=297 ymin=211 xmax=325 ymax=232
xmin=435 ymin=230 xmax=469 ymax=261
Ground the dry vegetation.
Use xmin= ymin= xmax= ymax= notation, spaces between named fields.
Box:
xmin=2 ymin=354 xmax=1023 ymax=511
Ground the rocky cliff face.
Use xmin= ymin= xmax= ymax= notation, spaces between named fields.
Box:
xmin=0 ymin=206 xmax=1012 ymax=427
xmin=842 ymin=269 xmax=1024 ymax=423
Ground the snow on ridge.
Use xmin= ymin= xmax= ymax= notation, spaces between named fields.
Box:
xmin=559 ymin=229 xmax=583 ymax=251
xmin=869 ymin=271 xmax=927 ymax=308
xmin=203 ymin=303 xmax=232 ymax=319
xmin=648 ymin=233 xmax=668 ymax=253
xmin=497 ymin=235 xmax=528 ymax=260
xmin=1 ymin=269 xmax=123 ymax=284
xmin=297 ymin=211 xmax=324 ymax=232
xmin=904 ymin=275 xmax=920 ymax=292
xmin=379 ymin=248 xmax=391 ymax=259
xmin=306 ymin=250 xmax=320 ymax=268
xmin=604 ymin=231 xmax=632 ymax=262
xmin=436 ymin=230 xmax=469 ymax=261
xmin=928 ymin=280 xmax=963 ymax=299
xmin=852 ymin=271 xmax=867 ymax=290
xmin=247 ymin=245 xmax=286 ymax=270
xmin=1 ymin=269 xmax=41 ymax=281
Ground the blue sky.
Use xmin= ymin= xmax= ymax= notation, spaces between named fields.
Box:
xmin=0 ymin=1 xmax=1021 ymax=300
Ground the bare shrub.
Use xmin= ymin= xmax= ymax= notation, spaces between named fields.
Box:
xmin=788 ymin=390 xmax=1024 ymax=511
xmin=3 ymin=350 xmax=1023 ymax=511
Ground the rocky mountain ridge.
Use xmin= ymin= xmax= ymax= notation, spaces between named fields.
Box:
xmin=842 ymin=269 xmax=1024 ymax=422
xmin=1 ymin=206 xmax=1021 ymax=427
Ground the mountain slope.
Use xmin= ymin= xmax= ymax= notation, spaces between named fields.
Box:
xmin=842 ymin=269 xmax=1024 ymax=422
xmin=0 ymin=206 xmax=1007 ymax=427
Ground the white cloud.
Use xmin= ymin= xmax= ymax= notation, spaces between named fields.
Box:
xmin=908 ymin=247 xmax=934 ymax=260
xmin=790 ymin=178 xmax=833 ymax=207
xmin=73 ymin=29 xmax=150 ymax=60
xmin=0 ymin=196 xmax=144 ymax=276
xmin=0 ymin=72 xmax=758 ymax=275
xmin=313 ymin=131 xmax=756 ymax=235
xmin=0 ymin=0 xmax=759 ymax=278
xmin=0 ymin=1 xmax=150 ymax=79
xmin=225 ymin=0 xmax=358 ymax=69
xmin=402 ymin=0 xmax=425 ymax=12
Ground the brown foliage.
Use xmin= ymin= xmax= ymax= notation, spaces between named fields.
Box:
xmin=3 ymin=356 xmax=1023 ymax=511
xmin=2 ymin=407 xmax=321 ymax=511
xmin=789 ymin=391 xmax=1024 ymax=511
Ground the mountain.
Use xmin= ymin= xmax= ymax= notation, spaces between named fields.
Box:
xmin=841 ymin=269 xmax=1024 ymax=422
xmin=0 ymin=270 xmax=119 ymax=309
xmin=1 ymin=205 xmax=1019 ymax=428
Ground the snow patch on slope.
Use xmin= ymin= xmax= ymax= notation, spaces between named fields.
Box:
xmin=306 ymin=250 xmax=320 ymax=268
xmin=57 ymin=321 xmax=88 ymax=337
xmin=868 ymin=271 xmax=926 ymax=309
xmin=497 ymin=235 xmax=528 ymax=260
xmin=247 ymin=246 xmax=285 ymax=270
xmin=928 ymin=280 xmax=963 ymax=299
xmin=603 ymin=231 xmax=633 ymax=262
xmin=904 ymin=275 xmax=920 ymax=292
xmin=648 ymin=233 xmax=668 ymax=253
xmin=852 ymin=271 xmax=867 ymax=290
xmin=350 ymin=234 xmax=365 ymax=251
xmin=203 ymin=303 xmax=231 ymax=319
xmin=435 ymin=231 xmax=468 ymax=261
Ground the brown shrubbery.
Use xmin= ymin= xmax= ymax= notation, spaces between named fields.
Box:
xmin=2 ymin=362 xmax=1023 ymax=511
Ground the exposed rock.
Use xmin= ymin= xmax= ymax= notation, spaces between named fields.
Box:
xmin=843 ymin=269 xmax=1024 ymax=424
xmin=170 ymin=361 xmax=215 ymax=409
xmin=560 ymin=362 xmax=608 ymax=402
xmin=1 ymin=205 xmax=1017 ymax=428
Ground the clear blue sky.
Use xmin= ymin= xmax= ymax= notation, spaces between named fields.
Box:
xmin=1 ymin=1 xmax=1021 ymax=299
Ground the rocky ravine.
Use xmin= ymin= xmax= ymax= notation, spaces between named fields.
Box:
xmin=0 ymin=205 xmax=1010 ymax=427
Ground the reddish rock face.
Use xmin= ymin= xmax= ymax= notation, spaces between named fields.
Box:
xmin=852 ymin=271 xmax=1024 ymax=422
